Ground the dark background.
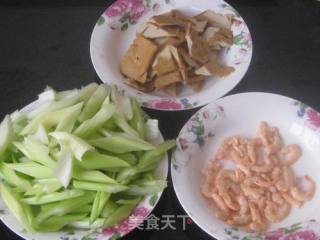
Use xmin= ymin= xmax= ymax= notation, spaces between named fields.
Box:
xmin=0 ymin=0 xmax=320 ymax=239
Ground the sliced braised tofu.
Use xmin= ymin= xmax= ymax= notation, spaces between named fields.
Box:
xmin=155 ymin=71 xmax=182 ymax=90
xmin=163 ymin=83 xmax=177 ymax=96
xmin=186 ymin=74 xmax=208 ymax=84
xmin=152 ymin=45 xmax=178 ymax=76
xmin=169 ymin=46 xmax=188 ymax=81
xmin=194 ymin=10 xmax=232 ymax=29
xmin=204 ymin=27 xmax=233 ymax=50
xmin=150 ymin=11 xmax=186 ymax=28
xmin=125 ymin=78 xmax=155 ymax=92
xmin=140 ymin=23 xmax=182 ymax=39
xmin=190 ymin=19 xmax=208 ymax=33
xmin=185 ymin=24 xmax=210 ymax=64
xmin=178 ymin=48 xmax=200 ymax=69
xmin=195 ymin=61 xmax=235 ymax=77
xmin=120 ymin=34 xmax=158 ymax=82
xmin=190 ymin=82 xmax=203 ymax=92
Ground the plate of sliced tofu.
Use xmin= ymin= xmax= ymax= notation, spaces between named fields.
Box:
xmin=90 ymin=0 xmax=252 ymax=111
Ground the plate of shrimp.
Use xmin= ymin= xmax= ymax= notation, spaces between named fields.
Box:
xmin=172 ymin=92 xmax=320 ymax=239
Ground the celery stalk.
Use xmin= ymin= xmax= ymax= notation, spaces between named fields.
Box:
xmin=101 ymin=200 xmax=119 ymax=218
xmin=110 ymin=85 xmax=133 ymax=120
xmin=114 ymin=153 xmax=137 ymax=165
xmin=32 ymin=124 xmax=49 ymax=145
xmin=36 ymin=193 xmax=94 ymax=222
xmin=116 ymin=197 xmax=141 ymax=205
xmin=49 ymin=132 xmax=93 ymax=161
xmin=7 ymin=162 xmax=53 ymax=179
xmin=73 ymin=168 xmax=117 ymax=184
xmin=0 ymin=163 xmax=31 ymax=191
xmin=124 ymin=180 xmax=167 ymax=196
xmin=80 ymin=151 xmax=130 ymax=169
xmin=90 ymin=191 xmax=110 ymax=223
xmin=0 ymin=182 xmax=33 ymax=231
xmin=74 ymin=102 xmax=115 ymax=138
xmin=53 ymin=146 xmax=73 ymax=188
xmin=0 ymin=115 xmax=13 ymax=156
xmin=78 ymin=84 xmax=110 ymax=122
xmin=68 ymin=218 xmax=105 ymax=229
xmin=73 ymin=180 xmax=127 ymax=193
xmin=104 ymin=205 xmax=136 ymax=227
xmin=37 ymin=213 xmax=87 ymax=232
xmin=88 ymin=136 xmax=154 ymax=153
xmin=129 ymin=98 xmax=145 ymax=139
xmin=22 ymin=189 xmax=84 ymax=205
xmin=77 ymin=82 xmax=99 ymax=103
xmin=55 ymin=102 xmax=83 ymax=132
xmin=24 ymin=179 xmax=62 ymax=196
xmin=71 ymin=204 xmax=92 ymax=214
xmin=113 ymin=113 xmax=139 ymax=138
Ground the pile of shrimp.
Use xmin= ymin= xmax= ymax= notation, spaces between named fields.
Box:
xmin=201 ymin=121 xmax=316 ymax=232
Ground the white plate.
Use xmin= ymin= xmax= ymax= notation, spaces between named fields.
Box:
xmin=172 ymin=92 xmax=320 ymax=239
xmin=0 ymin=98 xmax=168 ymax=240
xmin=90 ymin=0 xmax=252 ymax=111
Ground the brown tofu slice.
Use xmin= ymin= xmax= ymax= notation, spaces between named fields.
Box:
xmin=186 ymin=74 xmax=208 ymax=84
xmin=120 ymin=34 xmax=158 ymax=82
xmin=195 ymin=61 xmax=235 ymax=77
xmin=185 ymin=24 xmax=210 ymax=64
xmin=154 ymin=37 xmax=185 ymax=47
xmin=204 ymin=27 xmax=233 ymax=50
xmin=163 ymin=83 xmax=177 ymax=96
xmin=140 ymin=23 xmax=182 ymax=39
xmin=125 ymin=78 xmax=155 ymax=92
xmin=155 ymin=71 xmax=182 ymax=90
xmin=190 ymin=82 xmax=203 ymax=92
xmin=179 ymin=48 xmax=200 ymax=69
xmin=169 ymin=46 xmax=188 ymax=81
xmin=152 ymin=45 xmax=178 ymax=76
xmin=194 ymin=10 xmax=232 ymax=30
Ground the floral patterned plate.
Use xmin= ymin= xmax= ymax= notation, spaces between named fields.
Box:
xmin=0 ymin=99 xmax=169 ymax=240
xmin=90 ymin=0 xmax=253 ymax=111
xmin=172 ymin=92 xmax=320 ymax=239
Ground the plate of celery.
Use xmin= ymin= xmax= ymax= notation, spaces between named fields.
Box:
xmin=0 ymin=83 xmax=175 ymax=240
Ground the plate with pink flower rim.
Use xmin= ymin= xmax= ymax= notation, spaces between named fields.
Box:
xmin=90 ymin=0 xmax=253 ymax=111
xmin=0 ymin=100 xmax=169 ymax=240
xmin=171 ymin=92 xmax=320 ymax=239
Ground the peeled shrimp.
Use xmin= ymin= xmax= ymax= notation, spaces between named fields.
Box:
xmin=279 ymin=144 xmax=301 ymax=166
xmin=248 ymin=221 xmax=268 ymax=232
xmin=259 ymin=122 xmax=282 ymax=154
xmin=227 ymin=213 xmax=251 ymax=226
xmin=272 ymin=192 xmax=284 ymax=205
xmin=220 ymin=191 xmax=239 ymax=211
xmin=290 ymin=175 xmax=316 ymax=201
xmin=264 ymin=201 xmax=290 ymax=223
xmin=211 ymin=193 xmax=230 ymax=213
xmin=281 ymin=192 xmax=302 ymax=208
xmin=250 ymin=155 xmax=274 ymax=173
xmin=201 ymin=182 xmax=217 ymax=199
xmin=249 ymin=202 xmax=263 ymax=224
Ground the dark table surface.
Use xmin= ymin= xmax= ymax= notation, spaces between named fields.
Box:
xmin=0 ymin=0 xmax=320 ymax=239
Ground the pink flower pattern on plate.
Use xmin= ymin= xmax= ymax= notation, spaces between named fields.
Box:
xmin=282 ymin=230 xmax=317 ymax=240
xmin=105 ymin=0 xmax=144 ymax=18
xmin=145 ymin=99 xmax=183 ymax=110
xmin=306 ymin=108 xmax=320 ymax=129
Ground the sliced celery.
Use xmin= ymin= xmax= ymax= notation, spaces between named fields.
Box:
xmin=116 ymin=197 xmax=141 ymax=205
xmin=36 ymin=193 xmax=94 ymax=222
xmin=137 ymin=140 xmax=176 ymax=169
xmin=37 ymin=213 xmax=87 ymax=232
xmin=74 ymin=102 xmax=115 ymax=138
xmin=115 ymin=153 xmax=138 ymax=165
xmin=0 ymin=115 xmax=13 ymax=156
xmin=0 ymin=162 xmax=31 ymax=190
xmin=88 ymin=136 xmax=154 ymax=153
xmin=73 ymin=168 xmax=117 ymax=184
xmin=55 ymin=102 xmax=83 ymax=132
xmin=78 ymin=84 xmax=109 ymax=122
xmin=101 ymin=200 xmax=119 ymax=218
xmin=144 ymin=119 xmax=160 ymax=144
xmin=7 ymin=162 xmax=53 ymax=179
xmin=110 ymin=85 xmax=133 ymax=120
xmin=0 ymin=182 xmax=33 ymax=231
xmin=113 ymin=113 xmax=139 ymax=138
xmin=80 ymin=151 xmax=130 ymax=170
xmin=129 ymin=98 xmax=145 ymax=139
xmin=71 ymin=204 xmax=92 ymax=214
xmin=125 ymin=180 xmax=167 ymax=196
xmin=77 ymin=82 xmax=99 ymax=103
xmin=49 ymin=132 xmax=93 ymax=161
xmin=90 ymin=191 xmax=110 ymax=223
xmin=24 ymin=178 xmax=62 ymax=196
xmin=104 ymin=204 xmax=136 ymax=227
xmin=73 ymin=180 xmax=127 ymax=193
xmin=32 ymin=124 xmax=49 ymax=145
xmin=53 ymin=146 xmax=73 ymax=188
xmin=68 ymin=218 xmax=105 ymax=229
xmin=22 ymin=189 xmax=84 ymax=205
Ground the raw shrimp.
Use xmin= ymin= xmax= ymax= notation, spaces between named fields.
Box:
xmin=272 ymin=192 xmax=284 ymax=205
xmin=259 ymin=122 xmax=282 ymax=154
xmin=281 ymin=192 xmax=302 ymax=208
xmin=220 ymin=191 xmax=239 ymax=211
xmin=264 ymin=201 xmax=290 ymax=223
xmin=279 ymin=144 xmax=301 ymax=166
xmin=251 ymin=155 xmax=274 ymax=173
xmin=201 ymin=182 xmax=217 ymax=199
xmin=249 ymin=202 xmax=263 ymax=224
xmin=241 ymin=179 xmax=264 ymax=200
xmin=290 ymin=175 xmax=316 ymax=201
xmin=271 ymin=166 xmax=281 ymax=181
xmin=211 ymin=193 xmax=230 ymax=213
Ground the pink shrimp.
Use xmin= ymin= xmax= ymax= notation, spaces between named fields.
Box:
xmin=281 ymin=192 xmax=302 ymax=208
xmin=279 ymin=144 xmax=301 ymax=166
xmin=250 ymin=155 xmax=274 ymax=173
xmin=264 ymin=201 xmax=290 ymax=223
xmin=290 ymin=175 xmax=316 ymax=201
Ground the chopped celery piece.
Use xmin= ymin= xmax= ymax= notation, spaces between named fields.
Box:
xmin=55 ymin=102 xmax=83 ymax=132
xmin=37 ymin=213 xmax=87 ymax=232
xmin=0 ymin=115 xmax=13 ymax=156
xmin=7 ymin=162 xmax=53 ymax=179
xmin=74 ymin=102 xmax=115 ymax=138
xmin=53 ymin=146 xmax=73 ymax=188
xmin=137 ymin=140 xmax=176 ymax=169
xmin=111 ymin=85 xmax=133 ymax=120
xmin=77 ymin=82 xmax=99 ymax=103
xmin=25 ymin=179 xmax=62 ymax=196
xmin=71 ymin=204 xmax=92 ymax=214
xmin=125 ymin=180 xmax=167 ymax=196
xmin=0 ymin=163 xmax=31 ymax=190
xmin=90 ymin=191 xmax=110 ymax=223
xmin=80 ymin=151 xmax=130 ymax=170
xmin=78 ymin=84 xmax=109 ymax=122
xmin=116 ymin=197 xmax=141 ymax=205
xmin=73 ymin=180 xmax=127 ymax=193
xmin=32 ymin=124 xmax=49 ymax=145
xmin=68 ymin=218 xmax=105 ymax=229
xmin=73 ymin=168 xmax=117 ymax=184
xmin=113 ymin=113 xmax=139 ymax=138
xmin=19 ymin=137 xmax=56 ymax=167
xmin=129 ymin=98 xmax=145 ymax=139
xmin=114 ymin=153 xmax=137 ymax=165
xmin=145 ymin=119 xmax=161 ymax=144
xmin=49 ymin=132 xmax=93 ymax=161
xmin=88 ymin=136 xmax=154 ymax=153
xmin=22 ymin=102 xmax=83 ymax=135
xmin=36 ymin=193 xmax=94 ymax=222
xmin=22 ymin=189 xmax=84 ymax=205
xmin=143 ymin=172 xmax=154 ymax=181
xmin=0 ymin=182 xmax=33 ymax=231
xmin=104 ymin=204 xmax=136 ymax=227
xmin=101 ymin=200 xmax=119 ymax=218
